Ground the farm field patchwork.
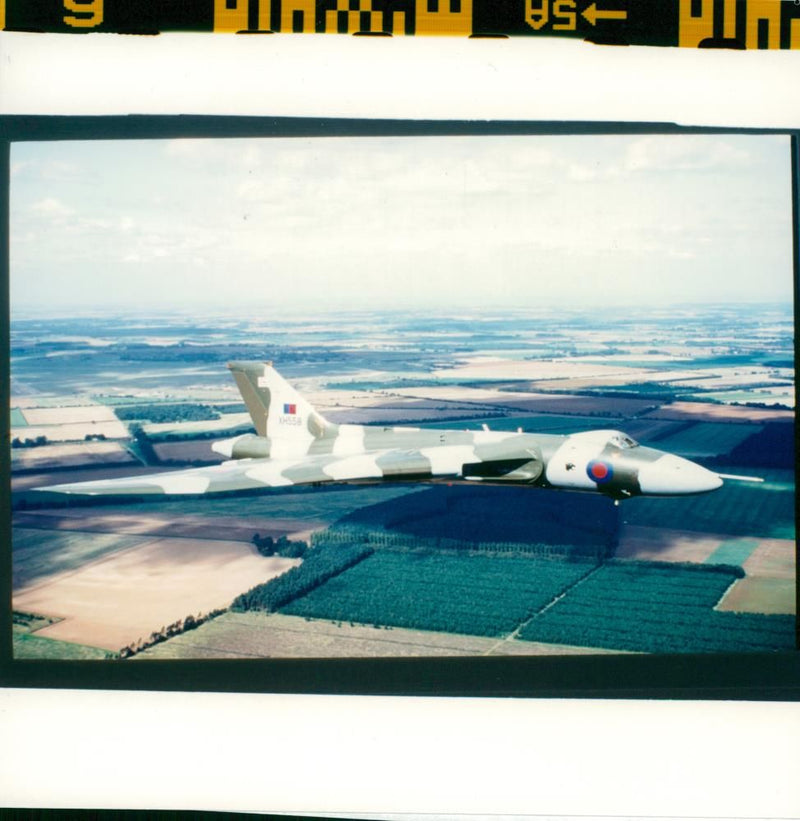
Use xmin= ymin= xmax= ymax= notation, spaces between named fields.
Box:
xmin=642 ymin=401 xmax=793 ymax=424
xmin=8 ymin=306 xmax=795 ymax=660
xmin=12 ymin=528 xmax=149 ymax=589
xmin=133 ymin=611 xmax=616 ymax=659
xmin=11 ymin=441 xmax=137 ymax=471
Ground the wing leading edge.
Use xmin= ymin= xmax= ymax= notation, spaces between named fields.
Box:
xmin=34 ymin=447 xmax=474 ymax=497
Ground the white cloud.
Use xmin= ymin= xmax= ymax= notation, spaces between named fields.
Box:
xmin=31 ymin=197 xmax=73 ymax=217
xmin=10 ymin=134 xmax=793 ymax=311
xmin=625 ymin=136 xmax=750 ymax=173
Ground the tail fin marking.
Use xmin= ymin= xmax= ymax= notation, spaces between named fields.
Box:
xmin=227 ymin=362 xmax=331 ymax=453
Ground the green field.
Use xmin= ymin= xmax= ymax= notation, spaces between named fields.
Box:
xmin=10 ymin=407 xmax=27 ymax=427
xmin=13 ymin=628 xmax=112 ymax=660
xmin=13 ymin=612 xmax=112 ymax=660
xmin=623 ymin=471 xmax=795 ymax=539
xmin=706 ymin=538 xmax=760 ymax=566
xmin=281 ymin=550 xmax=597 ymax=638
xmin=12 ymin=529 xmax=146 ymax=589
xmin=518 ymin=561 xmax=795 ymax=653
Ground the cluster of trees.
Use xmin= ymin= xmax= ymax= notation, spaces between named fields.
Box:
xmin=252 ymin=533 xmax=308 ymax=558
xmin=84 ymin=433 xmax=107 ymax=442
xmin=116 ymin=344 xmax=321 ymax=364
xmin=315 ymin=524 xmax=610 ymax=561
xmin=231 ymin=543 xmax=374 ymax=613
xmin=11 ymin=435 xmax=48 ymax=448
xmin=118 ymin=608 xmax=226 ymax=658
xmin=115 ymin=403 xmax=221 ymax=424
xmin=282 ymin=549 xmax=597 ymax=638
xmin=146 ymin=424 xmax=255 ymax=444
xmin=518 ymin=560 xmax=794 ymax=653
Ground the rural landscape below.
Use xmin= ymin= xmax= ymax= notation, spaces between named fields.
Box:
xmin=10 ymin=303 xmax=796 ymax=660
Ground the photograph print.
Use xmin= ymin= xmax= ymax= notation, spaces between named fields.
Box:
xmin=8 ymin=128 xmax=797 ymax=666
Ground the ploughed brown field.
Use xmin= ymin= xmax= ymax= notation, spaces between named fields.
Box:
xmin=616 ymin=525 xmax=723 ymax=564
xmin=14 ymin=538 xmax=300 ymax=651
xmin=642 ymin=402 xmax=793 ymax=424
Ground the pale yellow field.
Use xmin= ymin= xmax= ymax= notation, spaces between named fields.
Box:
xmin=527 ymin=369 xmax=709 ymax=391
xmin=11 ymin=441 xmax=135 ymax=469
xmin=743 ymin=539 xmax=797 ymax=579
xmin=432 ymin=358 xmax=652 ymax=382
xmin=716 ymin=578 xmax=796 ymax=615
xmin=390 ymin=385 xmax=547 ymax=404
xmin=12 ymin=421 xmax=129 ymax=442
xmin=13 ymin=538 xmax=300 ymax=651
xmin=134 ymin=611 xmax=621 ymax=659
xmin=22 ymin=405 xmax=120 ymax=425
xmin=643 ymin=401 xmax=793 ymax=423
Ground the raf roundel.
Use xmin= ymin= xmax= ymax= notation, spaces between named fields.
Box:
xmin=586 ymin=459 xmax=614 ymax=484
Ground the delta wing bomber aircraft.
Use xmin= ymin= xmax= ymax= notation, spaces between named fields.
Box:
xmin=39 ymin=361 xmax=749 ymax=501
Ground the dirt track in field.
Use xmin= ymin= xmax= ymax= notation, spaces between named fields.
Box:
xmin=13 ymin=538 xmax=300 ymax=651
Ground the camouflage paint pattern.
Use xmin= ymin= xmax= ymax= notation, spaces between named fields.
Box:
xmin=38 ymin=361 xmax=723 ymax=499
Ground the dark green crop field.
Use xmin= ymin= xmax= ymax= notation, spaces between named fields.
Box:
xmin=519 ymin=561 xmax=795 ymax=653
xmin=281 ymin=550 xmax=596 ymax=638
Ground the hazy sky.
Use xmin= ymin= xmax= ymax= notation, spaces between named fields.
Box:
xmin=10 ymin=133 xmax=794 ymax=313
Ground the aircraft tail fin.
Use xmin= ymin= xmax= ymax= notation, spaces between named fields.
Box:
xmin=227 ymin=361 xmax=331 ymax=441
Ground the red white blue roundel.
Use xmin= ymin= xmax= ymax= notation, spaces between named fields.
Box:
xmin=586 ymin=459 xmax=614 ymax=484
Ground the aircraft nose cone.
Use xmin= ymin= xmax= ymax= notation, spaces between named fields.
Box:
xmin=638 ymin=454 xmax=723 ymax=496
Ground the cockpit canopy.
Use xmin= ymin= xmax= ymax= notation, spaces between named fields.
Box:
xmin=608 ymin=432 xmax=639 ymax=450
